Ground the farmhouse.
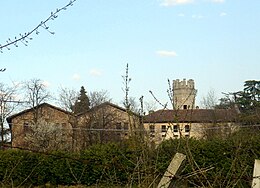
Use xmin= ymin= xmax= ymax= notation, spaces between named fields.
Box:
xmin=6 ymin=102 xmax=139 ymax=151
xmin=6 ymin=103 xmax=74 ymax=150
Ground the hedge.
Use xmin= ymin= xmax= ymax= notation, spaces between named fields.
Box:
xmin=0 ymin=130 xmax=260 ymax=187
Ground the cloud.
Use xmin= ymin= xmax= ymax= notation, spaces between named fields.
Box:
xmin=178 ymin=13 xmax=185 ymax=17
xmin=156 ymin=50 xmax=178 ymax=57
xmin=72 ymin=73 xmax=81 ymax=81
xmin=220 ymin=12 xmax=227 ymax=16
xmin=160 ymin=0 xmax=194 ymax=6
xmin=89 ymin=69 xmax=102 ymax=77
xmin=192 ymin=14 xmax=204 ymax=19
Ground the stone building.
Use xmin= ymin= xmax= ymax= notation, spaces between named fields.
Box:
xmin=6 ymin=103 xmax=74 ymax=150
xmin=7 ymin=102 xmax=139 ymax=151
xmin=173 ymin=79 xmax=197 ymax=110
xmin=74 ymin=102 xmax=140 ymax=150
xmin=143 ymin=79 xmax=240 ymax=144
xmin=143 ymin=108 xmax=239 ymax=144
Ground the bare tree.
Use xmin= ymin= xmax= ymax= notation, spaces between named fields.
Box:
xmin=126 ymin=97 xmax=140 ymax=114
xmin=144 ymin=100 xmax=158 ymax=114
xmin=58 ymin=87 xmax=78 ymax=112
xmin=201 ymin=89 xmax=218 ymax=109
xmin=23 ymin=78 xmax=51 ymax=108
xmin=89 ymin=90 xmax=111 ymax=108
xmin=23 ymin=78 xmax=51 ymax=123
xmin=0 ymin=82 xmax=19 ymax=148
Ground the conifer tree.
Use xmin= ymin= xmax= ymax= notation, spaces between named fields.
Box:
xmin=73 ymin=86 xmax=90 ymax=114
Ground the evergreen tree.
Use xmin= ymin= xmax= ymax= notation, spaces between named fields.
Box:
xmin=73 ymin=86 xmax=90 ymax=114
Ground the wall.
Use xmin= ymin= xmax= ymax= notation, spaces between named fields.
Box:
xmin=11 ymin=105 xmax=73 ymax=149
xmin=143 ymin=122 xmax=238 ymax=145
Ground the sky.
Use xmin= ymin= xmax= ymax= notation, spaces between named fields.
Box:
xmin=0 ymin=0 xmax=259 ymax=110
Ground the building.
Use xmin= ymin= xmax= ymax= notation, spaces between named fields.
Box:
xmin=143 ymin=108 xmax=239 ymax=144
xmin=143 ymin=79 xmax=240 ymax=144
xmin=74 ymin=102 xmax=140 ymax=149
xmin=6 ymin=102 xmax=139 ymax=151
xmin=6 ymin=103 xmax=74 ymax=150
xmin=173 ymin=79 xmax=197 ymax=110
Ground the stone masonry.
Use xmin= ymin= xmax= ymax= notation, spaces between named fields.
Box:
xmin=173 ymin=79 xmax=197 ymax=110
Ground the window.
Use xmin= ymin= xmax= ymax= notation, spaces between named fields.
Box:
xmin=161 ymin=125 xmax=167 ymax=132
xmin=116 ymin=123 xmax=122 ymax=130
xmin=173 ymin=125 xmax=179 ymax=132
xmin=149 ymin=125 xmax=155 ymax=133
xmin=23 ymin=122 xmax=31 ymax=134
xmin=183 ymin=105 xmax=188 ymax=109
xmin=123 ymin=123 xmax=129 ymax=130
xmin=185 ymin=125 xmax=190 ymax=132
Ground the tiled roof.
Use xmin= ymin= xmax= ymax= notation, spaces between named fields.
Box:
xmin=77 ymin=102 xmax=140 ymax=117
xmin=6 ymin=103 xmax=73 ymax=123
xmin=143 ymin=108 xmax=239 ymax=123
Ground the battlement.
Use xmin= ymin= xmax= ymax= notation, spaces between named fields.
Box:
xmin=173 ymin=79 xmax=195 ymax=89
xmin=172 ymin=78 xmax=197 ymax=109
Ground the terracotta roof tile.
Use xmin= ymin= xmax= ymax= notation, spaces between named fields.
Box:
xmin=143 ymin=108 xmax=239 ymax=123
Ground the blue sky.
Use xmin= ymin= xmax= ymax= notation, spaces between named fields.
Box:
xmin=0 ymin=0 xmax=259 ymax=109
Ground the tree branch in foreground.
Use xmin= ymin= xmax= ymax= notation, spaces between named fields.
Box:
xmin=0 ymin=0 xmax=76 ymax=53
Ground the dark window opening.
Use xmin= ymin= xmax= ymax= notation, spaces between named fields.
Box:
xmin=161 ymin=125 xmax=167 ymax=132
xmin=116 ymin=123 xmax=122 ymax=130
xmin=123 ymin=123 xmax=129 ymax=130
xmin=183 ymin=105 xmax=188 ymax=109
xmin=185 ymin=125 xmax=190 ymax=132
xmin=24 ymin=122 xmax=32 ymax=134
xmin=150 ymin=125 xmax=155 ymax=133
xmin=173 ymin=125 xmax=179 ymax=132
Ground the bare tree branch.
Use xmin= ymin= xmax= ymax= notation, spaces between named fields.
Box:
xmin=0 ymin=0 xmax=76 ymax=53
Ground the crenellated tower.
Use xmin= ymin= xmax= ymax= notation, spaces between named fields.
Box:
xmin=173 ymin=79 xmax=197 ymax=110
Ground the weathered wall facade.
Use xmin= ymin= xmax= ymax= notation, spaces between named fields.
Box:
xmin=7 ymin=102 xmax=140 ymax=151
xmin=8 ymin=104 xmax=73 ymax=149
xmin=75 ymin=102 xmax=140 ymax=149
xmin=144 ymin=122 xmax=238 ymax=145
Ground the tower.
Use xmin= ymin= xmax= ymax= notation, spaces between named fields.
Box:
xmin=173 ymin=79 xmax=197 ymax=110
